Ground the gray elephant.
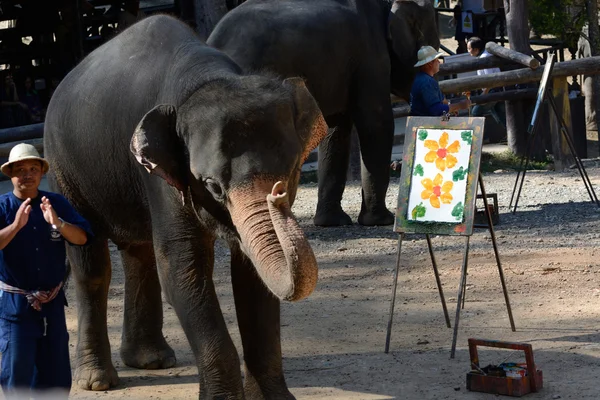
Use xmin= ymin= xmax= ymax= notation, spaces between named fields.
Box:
xmin=44 ymin=15 xmax=327 ymax=399
xmin=208 ymin=0 xmax=439 ymax=226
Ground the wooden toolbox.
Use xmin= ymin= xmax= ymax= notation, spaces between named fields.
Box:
xmin=466 ymin=339 xmax=543 ymax=397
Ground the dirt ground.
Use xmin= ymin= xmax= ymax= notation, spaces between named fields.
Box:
xmin=63 ymin=166 xmax=600 ymax=400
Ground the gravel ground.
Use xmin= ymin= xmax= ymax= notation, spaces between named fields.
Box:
xmin=68 ymin=166 xmax=600 ymax=400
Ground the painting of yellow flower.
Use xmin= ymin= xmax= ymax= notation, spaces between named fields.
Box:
xmin=423 ymin=132 xmax=460 ymax=171
xmin=421 ymin=173 xmax=453 ymax=208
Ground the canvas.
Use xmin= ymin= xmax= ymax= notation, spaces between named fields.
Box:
xmin=407 ymin=128 xmax=472 ymax=223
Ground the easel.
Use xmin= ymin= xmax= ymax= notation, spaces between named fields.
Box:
xmin=384 ymin=116 xmax=516 ymax=358
xmin=510 ymin=53 xmax=600 ymax=213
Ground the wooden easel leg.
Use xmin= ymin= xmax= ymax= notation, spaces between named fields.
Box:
xmin=509 ymin=119 xmax=539 ymax=213
xmin=426 ymin=234 xmax=451 ymax=328
xmin=451 ymin=235 xmax=470 ymax=359
xmin=479 ymin=174 xmax=517 ymax=332
xmin=385 ymin=233 xmax=405 ymax=354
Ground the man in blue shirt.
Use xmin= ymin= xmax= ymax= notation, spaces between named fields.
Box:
xmin=0 ymin=143 xmax=92 ymax=399
xmin=410 ymin=46 xmax=471 ymax=117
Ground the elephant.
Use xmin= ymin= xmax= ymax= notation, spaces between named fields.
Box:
xmin=43 ymin=15 xmax=327 ymax=399
xmin=208 ymin=0 xmax=440 ymax=227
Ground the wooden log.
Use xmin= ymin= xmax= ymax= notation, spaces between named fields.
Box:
xmin=0 ymin=138 xmax=44 ymax=158
xmin=392 ymin=103 xmax=411 ymax=119
xmin=485 ymin=42 xmax=540 ymax=69
xmin=549 ymin=77 xmax=575 ymax=170
xmin=439 ymin=55 xmax=520 ymax=75
xmin=471 ymin=88 xmax=538 ymax=105
xmin=439 ymin=56 xmax=600 ymax=94
xmin=0 ymin=123 xmax=44 ymax=144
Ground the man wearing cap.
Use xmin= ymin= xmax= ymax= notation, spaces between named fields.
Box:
xmin=0 ymin=143 xmax=92 ymax=398
xmin=410 ymin=45 xmax=471 ymax=117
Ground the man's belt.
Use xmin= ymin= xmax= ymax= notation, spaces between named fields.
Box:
xmin=0 ymin=280 xmax=63 ymax=311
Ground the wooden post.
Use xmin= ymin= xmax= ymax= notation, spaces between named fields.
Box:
xmin=485 ymin=42 xmax=540 ymax=69
xmin=584 ymin=0 xmax=600 ymax=156
xmin=549 ymin=77 xmax=575 ymax=170
xmin=503 ymin=0 xmax=533 ymax=157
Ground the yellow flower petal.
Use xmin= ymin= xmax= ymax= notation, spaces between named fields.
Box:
xmin=440 ymin=192 xmax=453 ymax=204
xmin=429 ymin=194 xmax=441 ymax=208
xmin=421 ymin=178 xmax=433 ymax=190
xmin=445 ymin=154 xmax=458 ymax=169
xmin=421 ymin=189 xmax=433 ymax=200
xmin=435 ymin=156 xmax=446 ymax=171
xmin=447 ymin=140 xmax=460 ymax=153
xmin=424 ymin=140 xmax=439 ymax=151
xmin=433 ymin=173 xmax=444 ymax=186
xmin=442 ymin=181 xmax=454 ymax=193
xmin=425 ymin=151 xmax=438 ymax=163
xmin=439 ymin=132 xmax=449 ymax=148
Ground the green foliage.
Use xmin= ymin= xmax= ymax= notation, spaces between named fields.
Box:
xmin=412 ymin=203 xmax=427 ymax=219
xmin=418 ymin=130 xmax=428 ymax=141
xmin=461 ymin=131 xmax=472 ymax=145
xmin=528 ymin=0 xmax=587 ymax=49
xmin=451 ymin=202 xmax=464 ymax=221
xmin=413 ymin=164 xmax=424 ymax=176
xmin=452 ymin=166 xmax=468 ymax=181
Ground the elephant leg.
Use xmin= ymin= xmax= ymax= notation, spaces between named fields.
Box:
xmin=231 ymin=246 xmax=293 ymax=400
xmin=314 ymin=114 xmax=353 ymax=226
xmin=68 ymin=238 xmax=119 ymax=391
xmin=154 ymin=235 xmax=244 ymax=399
xmin=352 ymin=84 xmax=395 ymax=226
xmin=119 ymin=244 xmax=176 ymax=369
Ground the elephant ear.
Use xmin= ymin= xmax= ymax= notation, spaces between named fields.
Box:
xmin=283 ymin=77 xmax=328 ymax=164
xmin=130 ymin=104 xmax=189 ymax=197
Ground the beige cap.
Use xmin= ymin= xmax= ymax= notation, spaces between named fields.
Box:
xmin=1 ymin=143 xmax=49 ymax=176
xmin=414 ymin=46 xmax=444 ymax=67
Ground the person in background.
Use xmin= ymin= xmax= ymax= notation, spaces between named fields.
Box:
xmin=410 ymin=46 xmax=471 ymax=117
xmin=20 ymin=77 xmax=44 ymax=122
xmin=466 ymin=36 xmax=506 ymax=128
xmin=0 ymin=73 xmax=31 ymax=128
xmin=0 ymin=143 xmax=92 ymax=399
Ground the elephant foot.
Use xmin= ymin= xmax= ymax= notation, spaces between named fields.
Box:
xmin=244 ymin=373 xmax=295 ymax=399
xmin=75 ymin=360 xmax=119 ymax=391
xmin=358 ymin=208 xmax=394 ymax=226
xmin=314 ymin=205 xmax=352 ymax=227
xmin=120 ymin=340 xmax=177 ymax=370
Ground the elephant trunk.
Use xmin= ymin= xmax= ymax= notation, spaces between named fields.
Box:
xmin=229 ymin=180 xmax=317 ymax=301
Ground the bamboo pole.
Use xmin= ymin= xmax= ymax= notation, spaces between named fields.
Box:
xmin=485 ymin=42 xmax=540 ymax=69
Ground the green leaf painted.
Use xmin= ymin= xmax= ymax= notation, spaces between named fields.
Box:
xmin=418 ymin=130 xmax=428 ymax=141
xmin=452 ymin=166 xmax=468 ymax=182
xmin=413 ymin=164 xmax=424 ymax=176
xmin=451 ymin=202 xmax=464 ymax=221
xmin=412 ymin=202 xmax=427 ymax=220
xmin=461 ymin=130 xmax=472 ymax=145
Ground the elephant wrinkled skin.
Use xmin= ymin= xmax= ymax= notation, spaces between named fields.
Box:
xmin=44 ymin=15 xmax=326 ymax=399
xmin=208 ymin=0 xmax=440 ymax=227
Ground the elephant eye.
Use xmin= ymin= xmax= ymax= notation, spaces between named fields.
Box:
xmin=204 ymin=178 xmax=224 ymax=199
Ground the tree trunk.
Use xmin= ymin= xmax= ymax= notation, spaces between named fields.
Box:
xmin=584 ymin=0 xmax=600 ymax=156
xmin=176 ymin=0 xmax=233 ymax=40
xmin=503 ymin=0 xmax=532 ymax=157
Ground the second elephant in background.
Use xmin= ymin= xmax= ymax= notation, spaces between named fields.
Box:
xmin=209 ymin=0 xmax=440 ymax=227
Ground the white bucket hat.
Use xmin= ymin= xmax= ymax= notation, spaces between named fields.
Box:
xmin=1 ymin=143 xmax=49 ymax=176
xmin=414 ymin=46 xmax=444 ymax=67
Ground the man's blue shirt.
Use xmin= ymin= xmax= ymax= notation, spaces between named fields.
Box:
xmin=410 ymin=71 xmax=450 ymax=117
xmin=0 ymin=191 xmax=92 ymax=321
